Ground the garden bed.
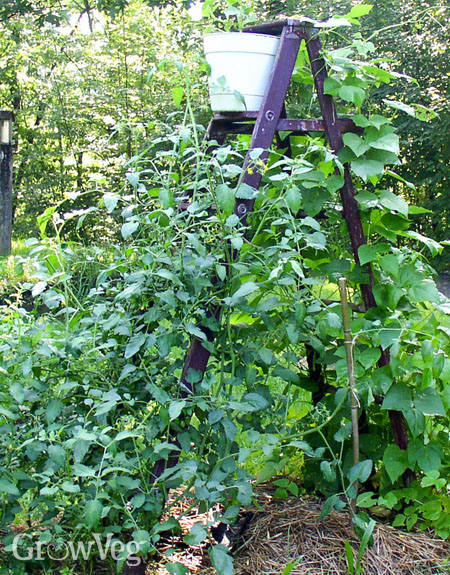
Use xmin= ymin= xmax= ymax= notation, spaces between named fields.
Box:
xmin=149 ymin=485 xmax=450 ymax=575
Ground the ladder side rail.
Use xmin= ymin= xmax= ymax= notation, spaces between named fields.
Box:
xmin=305 ymin=32 xmax=411 ymax=461
xmin=305 ymin=32 xmax=376 ymax=309
xmin=178 ymin=23 xmax=302 ymax=399
xmin=234 ymin=24 xmax=301 ymax=223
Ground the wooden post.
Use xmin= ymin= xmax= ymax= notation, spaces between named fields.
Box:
xmin=0 ymin=111 xmax=13 ymax=257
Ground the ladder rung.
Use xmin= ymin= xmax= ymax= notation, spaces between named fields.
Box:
xmin=209 ymin=116 xmax=360 ymax=137
xmin=243 ymin=19 xmax=310 ymax=36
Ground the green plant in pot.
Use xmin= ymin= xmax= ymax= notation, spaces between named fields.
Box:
xmin=199 ymin=0 xmax=280 ymax=112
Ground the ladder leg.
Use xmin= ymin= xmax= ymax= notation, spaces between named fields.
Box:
xmin=306 ymin=33 xmax=411 ymax=471
xmin=234 ymin=25 xmax=301 ymax=222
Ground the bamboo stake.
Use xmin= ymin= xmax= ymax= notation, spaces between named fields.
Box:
xmin=338 ymin=277 xmax=359 ymax=517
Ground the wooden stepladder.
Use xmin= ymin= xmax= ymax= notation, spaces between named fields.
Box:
xmin=152 ymin=18 xmax=409 ymax=483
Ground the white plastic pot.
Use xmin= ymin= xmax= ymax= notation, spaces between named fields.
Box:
xmin=203 ymin=32 xmax=280 ymax=112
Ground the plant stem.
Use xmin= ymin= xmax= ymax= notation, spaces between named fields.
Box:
xmin=339 ymin=277 xmax=359 ymax=518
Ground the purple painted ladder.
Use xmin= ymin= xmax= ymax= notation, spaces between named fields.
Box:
xmin=153 ymin=18 xmax=409 ymax=483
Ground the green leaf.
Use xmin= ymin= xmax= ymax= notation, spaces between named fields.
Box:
xmin=46 ymin=400 xmax=62 ymax=424
xmin=348 ymin=460 xmax=373 ymax=484
xmin=103 ymin=192 xmax=119 ymax=212
xmin=183 ymin=522 xmax=207 ymax=546
xmin=334 ymin=421 xmax=352 ymax=442
xmin=85 ymin=499 xmax=103 ymax=528
xmin=48 ymin=445 xmax=66 ymax=468
xmin=208 ymin=409 xmax=225 ymax=425
xmin=160 ymin=188 xmax=174 ymax=208
xmin=326 ymin=312 xmax=341 ymax=329
xmin=131 ymin=492 xmax=146 ymax=508
xmin=339 ymin=85 xmax=366 ymax=108
xmin=152 ymin=518 xmax=181 ymax=535
xmin=408 ymin=279 xmax=440 ymax=303
xmin=0 ymin=406 xmax=18 ymax=421
xmin=416 ymin=445 xmax=442 ymax=473
xmin=355 ymin=190 xmax=378 ymax=208
xmin=379 ymin=190 xmax=408 ymax=217
xmin=172 ymin=86 xmax=184 ymax=107
xmin=216 ymin=184 xmax=235 ymax=216
xmin=323 ymin=77 xmax=341 ymax=95
xmin=400 ymin=230 xmax=442 ymax=256
xmin=221 ymin=418 xmax=237 ymax=441
xmin=319 ymin=494 xmax=346 ymax=520
xmin=404 ymin=408 xmax=425 ymax=437
xmin=73 ymin=463 xmax=97 ymax=478
xmin=125 ymin=334 xmax=146 ymax=359
xmin=351 ymin=159 xmax=384 ymax=181
xmin=378 ymin=325 xmax=402 ymax=349
xmin=273 ymin=365 xmax=299 ymax=383
xmin=343 ymin=133 xmax=369 ymax=157
xmin=379 ymin=254 xmax=399 ymax=277
xmin=358 ymin=243 xmax=388 ymax=266
xmin=414 ymin=388 xmax=446 ymax=416
xmin=121 ymin=221 xmax=139 ymax=240
xmin=230 ymin=281 xmax=259 ymax=303
xmin=356 ymin=492 xmax=377 ymax=508
xmin=169 ymin=400 xmax=186 ymax=421
xmin=345 ymin=4 xmax=373 ymax=19
xmin=209 ymin=545 xmax=234 ymax=575
xmin=325 ymin=175 xmax=344 ymax=193
xmin=132 ymin=529 xmax=152 ymax=555
xmin=0 ymin=479 xmax=20 ymax=496
xmin=236 ymin=183 xmax=257 ymax=199
xmin=320 ymin=460 xmax=336 ymax=482
xmin=61 ymin=481 xmax=80 ymax=494
xmin=368 ymin=132 xmax=399 ymax=155
xmin=243 ymin=392 xmax=269 ymax=411
xmin=126 ymin=172 xmax=139 ymax=188
xmin=282 ymin=557 xmax=302 ymax=575
xmin=286 ymin=187 xmax=301 ymax=213
xmin=383 ymin=444 xmax=408 ymax=483
xmin=186 ymin=323 xmax=207 ymax=341
xmin=359 ymin=347 xmax=381 ymax=368
xmin=258 ymin=348 xmax=274 ymax=365
xmin=383 ymin=99 xmax=415 ymax=116
xmin=381 ymin=383 xmax=412 ymax=412
xmin=167 ymin=564 xmax=189 ymax=575
xmin=344 ymin=540 xmax=354 ymax=572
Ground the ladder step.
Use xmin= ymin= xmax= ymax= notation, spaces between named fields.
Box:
xmin=208 ymin=115 xmax=360 ymax=138
xmin=243 ymin=18 xmax=307 ymax=36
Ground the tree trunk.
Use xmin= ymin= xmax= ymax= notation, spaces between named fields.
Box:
xmin=0 ymin=144 xmax=13 ymax=256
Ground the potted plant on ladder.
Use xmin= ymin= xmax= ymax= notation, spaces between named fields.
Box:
xmin=194 ymin=0 xmax=281 ymax=112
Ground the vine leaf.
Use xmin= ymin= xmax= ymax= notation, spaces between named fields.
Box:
xmin=209 ymin=545 xmax=234 ymax=575
xmin=414 ymin=388 xmax=446 ymax=416
xmin=85 ymin=499 xmax=103 ymax=528
xmin=383 ymin=445 xmax=409 ymax=483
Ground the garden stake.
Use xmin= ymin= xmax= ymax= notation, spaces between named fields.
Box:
xmin=339 ymin=277 xmax=359 ymax=518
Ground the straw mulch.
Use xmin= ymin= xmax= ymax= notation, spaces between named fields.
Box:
xmin=148 ymin=486 xmax=450 ymax=575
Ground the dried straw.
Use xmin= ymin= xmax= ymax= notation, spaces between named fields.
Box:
xmin=150 ymin=485 xmax=450 ymax=575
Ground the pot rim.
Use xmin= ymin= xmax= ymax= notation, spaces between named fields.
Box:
xmin=204 ymin=31 xmax=280 ymax=41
